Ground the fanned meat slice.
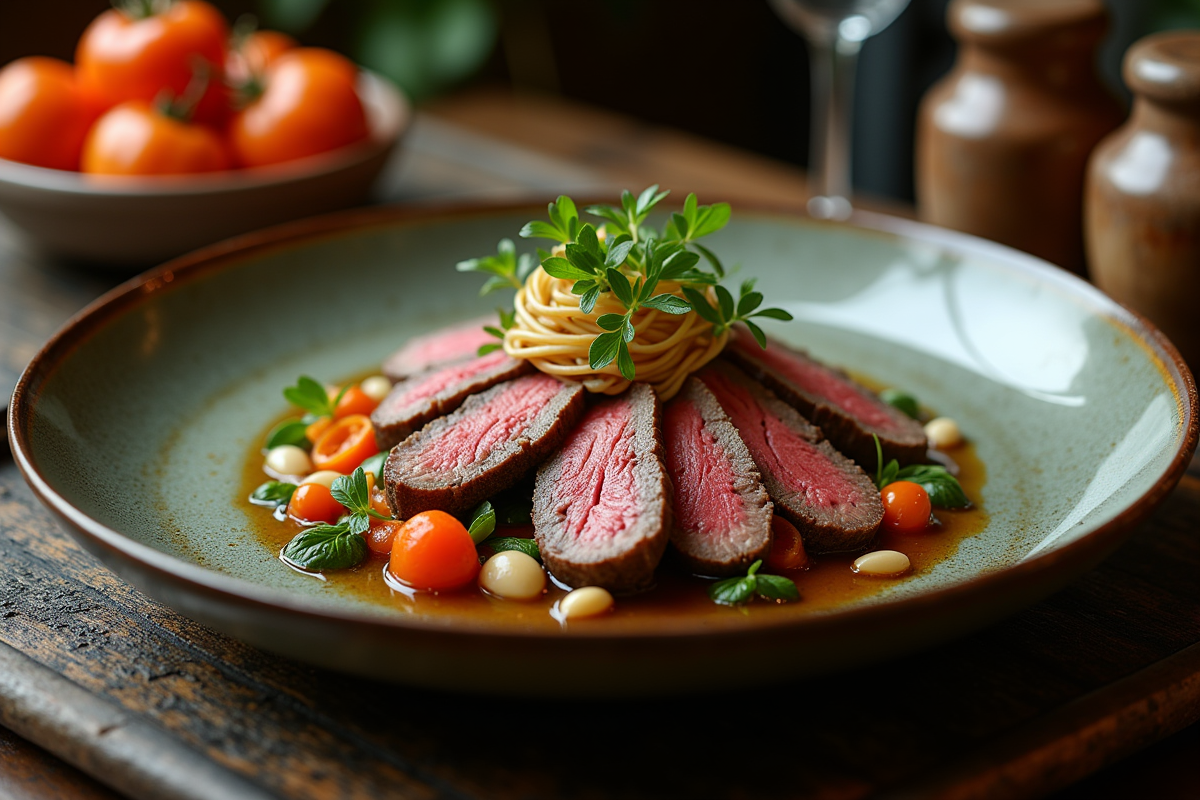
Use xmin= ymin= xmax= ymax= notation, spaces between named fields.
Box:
xmin=371 ymin=351 xmax=533 ymax=450
xmin=383 ymin=374 xmax=584 ymax=518
xmin=697 ymin=361 xmax=882 ymax=554
xmin=382 ymin=318 xmax=496 ymax=382
xmin=663 ymin=378 xmax=773 ymax=576
xmin=725 ymin=331 xmax=927 ymax=467
xmin=533 ymin=384 xmax=671 ymax=594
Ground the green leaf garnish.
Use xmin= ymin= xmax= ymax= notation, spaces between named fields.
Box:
xmin=708 ymin=559 xmax=798 ymax=606
xmin=265 ymin=418 xmax=309 ymax=449
xmin=464 ymin=501 xmax=497 ymax=544
xmin=281 ymin=523 xmax=367 ymax=571
xmin=881 ymin=389 xmax=920 ymax=420
xmin=455 ymin=239 xmax=534 ymax=296
xmin=329 ymin=467 xmax=391 ymax=537
xmin=358 ymin=451 xmax=388 ymax=480
xmin=283 ymin=376 xmax=336 ymax=418
xmin=872 ymin=434 xmax=970 ymax=509
xmin=250 ymin=481 xmax=296 ymax=508
xmin=482 ymin=537 xmax=541 ymax=560
xmin=589 ymin=330 xmax=623 ymax=371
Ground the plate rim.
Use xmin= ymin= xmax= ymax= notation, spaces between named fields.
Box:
xmin=8 ymin=199 xmax=1198 ymax=644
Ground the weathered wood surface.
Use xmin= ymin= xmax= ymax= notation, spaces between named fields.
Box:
xmin=1 ymin=90 xmax=1198 ymax=799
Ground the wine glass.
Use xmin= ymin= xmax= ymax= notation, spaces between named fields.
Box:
xmin=769 ymin=0 xmax=911 ymax=219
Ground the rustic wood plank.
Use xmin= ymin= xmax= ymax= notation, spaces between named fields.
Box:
xmin=0 ymin=721 xmax=122 ymax=800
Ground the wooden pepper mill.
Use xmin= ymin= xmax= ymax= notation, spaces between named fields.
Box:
xmin=917 ymin=0 xmax=1124 ymax=274
xmin=1086 ymin=31 xmax=1200 ymax=370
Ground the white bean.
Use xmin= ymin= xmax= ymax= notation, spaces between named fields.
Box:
xmin=852 ymin=550 xmax=911 ymax=577
xmin=265 ymin=445 xmax=311 ymax=476
xmin=925 ymin=417 xmax=963 ymax=449
xmin=479 ymin=551 xmax=545 ymax=600
xmin=360 ymin=375 xmax=392 ymax=402
xmin=301 ymin=470 xmax=342 ymax=489
xmin=557 ymin=586 xmax=614 ymax=619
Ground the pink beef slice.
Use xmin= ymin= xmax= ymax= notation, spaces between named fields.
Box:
xmin=382 ymin=318 xmax=496 ymax=382
xmin=371 ymin=350 xmax=533 ymax=450
xmin=697 ymin=361 xmax=882 ymax=554
xmin=384 ymin=373 xmax=585 ymax=518
xmin=663 ymin=378 xmax=773 ymax=576
xmin=533 ymin=383 xmax=672 ymax=594
xmin=724 ymin=330 xmax=927 ymax=467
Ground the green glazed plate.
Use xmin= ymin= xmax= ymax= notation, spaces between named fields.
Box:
xmin=9 ymin=204 xmax=1198 ymax=695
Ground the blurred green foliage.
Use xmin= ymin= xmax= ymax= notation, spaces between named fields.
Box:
xmin=1152 ymin=0 xmax=1200 ymax=29
xmin=258 ymin=0 xmax=498 ymax=102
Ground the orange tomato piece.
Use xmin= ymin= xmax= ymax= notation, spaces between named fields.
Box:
xmin=76 ymin=1 xmax=230 ymax=127
xmin=335 ymin=386 xmax=378 ymax=418
xmin=370 ymin=487 xmax=392 ymax=518
xmin=766 ymin=515 xmax=808 ymax=572
xmin=305 ymin=416 xmax=332 ymax=444
xmin=388 ymin=511 xmax=480 ymax=591
xmin=366 ymin=518 xmax=403 ymax=556
xmin=0 ymin=57 xmax=99 ymax=171
xmin=229 ymin=48 xmax=368 ymax=168
xmin=311 ymin=414 xmax=378 ymax=473
xmin=287 ymin=483 xmax=343 ymax=525
xmin=881 ymin=480 xmax=933 ymax=534
xmin=81 ymin=101 xmax=229 ymax=175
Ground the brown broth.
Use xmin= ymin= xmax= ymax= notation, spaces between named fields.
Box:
xmin=240 ymin=386 xmax=988 ymax=633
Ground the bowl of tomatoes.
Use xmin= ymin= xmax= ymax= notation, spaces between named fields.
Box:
xmin=0 ymin=1 xmax=410 ymax=266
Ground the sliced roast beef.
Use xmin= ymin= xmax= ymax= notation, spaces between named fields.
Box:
xmin=533 ymin=383 xmax=671 ymax=594
xmin=382 ymin=318 xmax=496 ymax=382
xmin=725 ymin=331 xmax=927 ymax=467
xmin=383 ymin=374 xmax=584 ymax=518
xmin=663 ymin=378 xmax=773 ymax=576
xmin=697 ymin=361 xmax=882 ymax=554
xmin=371 ymin=351 xmax=533 ymax=450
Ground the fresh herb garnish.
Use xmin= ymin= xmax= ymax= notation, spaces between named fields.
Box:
xmin=265 ymin=418 xmax=309 ymax=449
xmin=464 ymin=500 xmax=497 ymax=544
xmin=481 ymin=537 xmax=541 ymax=561
xmin=682 ymin=278 xmax=793 ymax=348
xmin=880 ymin=389 xmax=920 ymax=420
xmin=478 ymin=307 xmax=516 ymax=357
xmin=708 ymin=560 xmax=799 ymax=606
xmin=872 ymin=435 xmax=970 ymax=509
xmin=330 ymin=467 xmax=391 ymax=535
xmin=250 ymin=481 xmax=297 ymax=507
xmin=281 ymin=523 xmax=367 ymax=570
xmin=358 ymin=451 xmax=387 ymax=480
xmin=283 ymin=376 xmax=347 ymax=419
xmin=456 ymin=238 xmax=537 ymax=296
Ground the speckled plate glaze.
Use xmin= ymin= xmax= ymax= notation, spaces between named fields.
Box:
xmin=9 ymin=204 xmax=1198 ymax=696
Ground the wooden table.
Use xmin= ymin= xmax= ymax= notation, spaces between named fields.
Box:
xmin=2 ymin=89 xmax=1198 ymax=800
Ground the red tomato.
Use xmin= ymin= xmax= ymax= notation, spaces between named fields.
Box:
xmin=335 ymin=386 xmax=378 ymax=418
xmin=881 ymin=481 xmax=933 ymax=534
xmin=0 ymin=58 xmax=98 ymax=170
xmin=366 ymin=518 xmax=403 ymax=556
xmin=287 ymin=483 xmax=343 ymax=525
xmin=81 ymin=101 xmax=229 ymax=175
xmin=388 ymin=511 xmax=480 ymax=591
xmin=227 ymin=29 xmax=297 ymax=84
xmin=76 ymin=1 xmax=229 ymax=127
xmin=229 ymin=48 xmax=368 ymax=168
xmin=311 ymin=414 xmax=378 ymax=473
xmin=765 ymin=515 xmax=808 ymax=572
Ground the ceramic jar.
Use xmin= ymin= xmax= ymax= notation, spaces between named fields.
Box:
xmin=1086 ymin=31 xmax=1200 ymax=370
xmin=916 ymin=0 xmax=1124 ymax=274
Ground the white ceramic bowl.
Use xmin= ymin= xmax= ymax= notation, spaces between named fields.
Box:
xmin=0 ymin=71 xmax=409 ymax=266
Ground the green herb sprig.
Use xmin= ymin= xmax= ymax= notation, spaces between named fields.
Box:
xmin=280 ymin=467 xmax=392 ymax=571
xmin=456 ymin=239 xmax=537 ymax=296
xmin=477 ymin=308 xmax=516 ymax=357
xmin=880 ymin=389 xmax=920 ymax=420
xmin=466 ymin=498 xmax=541 ymax=560
xmin=250 ymin=481 xmax=297 ymax=507
xmin=708 ymin=559 xmax=799 ymax=606
xmin=283 ymin=376 xmax=347 ymax=419
xmin=873 ymin=435 xmax=971 ymax=509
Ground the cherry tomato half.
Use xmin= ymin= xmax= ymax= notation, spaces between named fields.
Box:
xmin=881 ymin=481 xmax=933 ymax=534
xmin=388 ymin=511 xmax=480 ymax=591
xmin=81 ymin=101 xmax=229 ymax=175
xmin=335 ymin=386 xmax=379 ymax=418
xmin=76 ymin=1 xmax=230 ymax=127
xmin=229 ymin=48 xmax=368 ymax=168
xmin=765 ymin=515 xmax=809 ymax=572
xmin=311 ymin=414 xmax=378 ymax=473
xmin=0 ymin=57 xmax=98 ymax=170
xmin=366 ymin=518 xmax=403 ymax=556
xmin=287 ymin=483 xmax=343 ymax=525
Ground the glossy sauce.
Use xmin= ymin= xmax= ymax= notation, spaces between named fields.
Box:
xmin=240 ymin=378 xmax=988 ymax=633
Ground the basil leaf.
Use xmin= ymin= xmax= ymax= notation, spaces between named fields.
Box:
xmin=266 ymin=419 xmax=309 ymax=449
xmin=330 ymin=468 xmax=371 ymax=515
xmin=596 ymin=313 xmax=625 ymax=331
xmin=642 ymin=294 xmax=692 ymax=315
xmin=281 ymin=524 xmax=366 ymax=570
xmin=895 ymin=465 xmax=971 ymax=509
xmin=709 ymin=575 xmax=756 ymax=606
xmin=542 ymin=256 xmax=593 ymax=281
xmin=659 ymin=250 xmax=700 ymax=280
xmin=347 ymin=512 xmax=371 ymax=537
xmin=565 ymin=242 xmax=603 ymax=274
xmin=755 ymin=574 xmax=800 ymax=602
xmin=881 ymin=389 xmax=920 ymax=420
xmin=589 ymin=330 xmax=622 ymax=370
xmin=283 ymin=376 xmax=333 ymax=418
xmin=878 ymin=459 xmax=901 ymax=490
xmin=465 ymin=501 xmax=497 ymax=544
xmin=482 ymin=537 xmax=541 ymax=560
xmin=250 ymin=481 xmax=296 ymax=507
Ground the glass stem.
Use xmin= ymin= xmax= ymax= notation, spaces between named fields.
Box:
xmin=807 ymin=31 xmax=862 ymax=219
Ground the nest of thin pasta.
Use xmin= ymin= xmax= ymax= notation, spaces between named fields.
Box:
xmin=504 ymin=266 xmax=727 ymax=401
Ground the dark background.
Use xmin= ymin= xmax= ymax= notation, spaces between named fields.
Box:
xmin=0 ymin=0 xmax=1189 ymax=202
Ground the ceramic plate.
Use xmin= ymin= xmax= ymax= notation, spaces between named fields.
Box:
xmin=9 ymin=204 xmax=1197 ymax=695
